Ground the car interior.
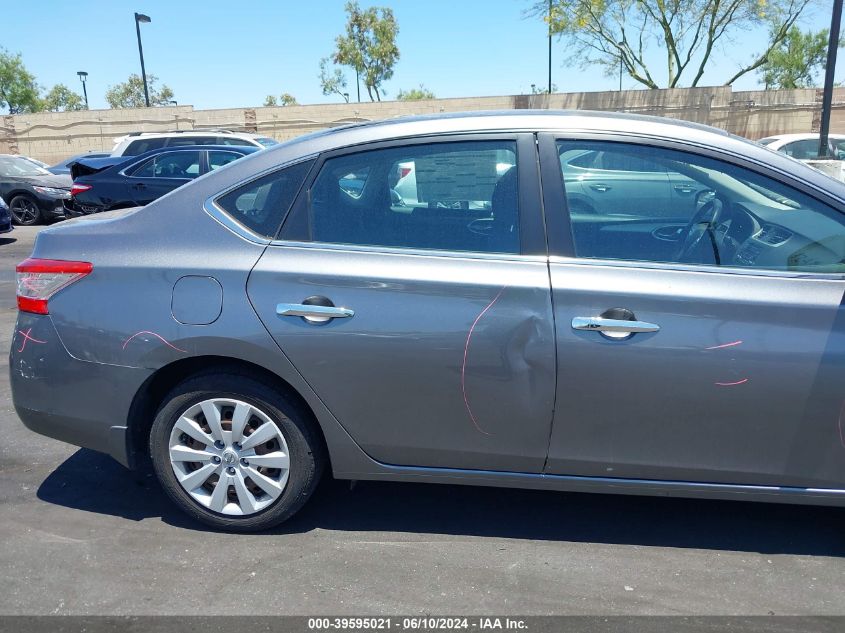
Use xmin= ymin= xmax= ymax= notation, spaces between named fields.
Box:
xmin=559 ymin=142 xmax=845 ymax=274
xmin=304 ymin=145 xmax=520 ymax=254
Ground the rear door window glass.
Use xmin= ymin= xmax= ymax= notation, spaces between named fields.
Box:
xmin=208 ymin=151 xmax=243 ymax=171
xmin=280 ymin=141 xmax=520 ymax=254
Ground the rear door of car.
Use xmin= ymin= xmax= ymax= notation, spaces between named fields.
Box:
xmin=127 ymin=150 xmax=201 ymax=205
xmin=246 ymin=134 xmax=557 ymax=472
xmin=538 ymin=133 xmax=845 ymax=489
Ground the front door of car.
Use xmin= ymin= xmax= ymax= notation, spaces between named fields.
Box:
xmin=539 ymin=134 xmax=845 ymax=489
xmin=127 ymin=150 xmax=200 ymax=205
xmin=247 ymin=135 xmax=557 ymax=472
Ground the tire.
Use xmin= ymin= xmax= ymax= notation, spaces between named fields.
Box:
xmin=9 ymin=194 xmax=42 ymax=226
xmin=149 ymin=373 xmax=324 ymax=531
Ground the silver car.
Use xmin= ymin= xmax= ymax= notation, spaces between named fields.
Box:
xmin=12 ymin=111 xmax=845 ymax=531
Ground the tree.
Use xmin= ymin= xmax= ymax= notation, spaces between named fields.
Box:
xmin=397 ymin=84 xmax=436 ymax=100
xmin=319 ymin=57 xmax=350 ymax=102
xmin=531 ymin=83 xmax=558 ymax=93
xmin=264 ymin=93 xmax=298 ymax=106
xmin=41 ymin=84 xmax=85 ymax=112
xmin=760 ymin=27 xmax=835 ymax=89
xmin=105 ymin=74 xmax=174 ymax=108
xmin=0 ymin=48 xmax=42 ymax=114
xmin=534 ymin=0 xmax=816 ymax=89
xmin=332 ymin=1 xmax=399 ymax=101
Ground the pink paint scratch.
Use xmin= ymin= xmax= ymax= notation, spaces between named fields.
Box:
xmin=122 ymin=330 xmax=187 ymax=354
xmin=838 ymin=400 xmax=845 ymax=449
xmin=16 ymin=328 xmax=46 ymax=353
xmin=715 ymin=378 xmax=748 ymax=387
xmin=461 ymin=287 xmax=507 ymax=436
xmin=705 ymin=340 xmax=743 ymax=350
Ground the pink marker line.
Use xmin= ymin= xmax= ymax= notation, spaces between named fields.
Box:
xmin=461 ymin=287 xmax=506 ymax=436
xmin=715 ymin=378 xmax=748 ymax=386
xmin=16 ymin=328 xmax=46 ymax=353
xmin=705 ymin=340 xmax=743 ymax=350
xmin=122 ymin=330 xmax=187 ymax=354
xmin=838 ymin=401 xmax=845 ymax=449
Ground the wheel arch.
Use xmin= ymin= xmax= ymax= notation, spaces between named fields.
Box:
xmin=126 ymin=355 xmax=330 ymax=474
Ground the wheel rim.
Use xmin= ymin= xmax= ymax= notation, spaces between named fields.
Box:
xmin=168 ymin=398 xmax=291 ymax=516
xmin=10 ymin=198 xmax=39 ymax=224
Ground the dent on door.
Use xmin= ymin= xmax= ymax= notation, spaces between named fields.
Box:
xmin=247 ymin=247 xmax=557 ymax=473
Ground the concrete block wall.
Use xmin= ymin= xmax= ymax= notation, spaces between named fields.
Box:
xmin=3 ymin=87 xmax=845 ymax=164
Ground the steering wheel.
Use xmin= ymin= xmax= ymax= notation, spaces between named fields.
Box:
xmin=674 ymin=197 xmax=725 ymax=263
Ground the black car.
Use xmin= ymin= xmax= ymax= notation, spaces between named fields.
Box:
xmin=0 ymin=155 xmax=71 ymax=225
xmin=0 ymin=195 xmax=12 ymax=233
xmin=66 ymin=145 xmax=259 ymax=217
xmin=48 ymin=151 xmax=111 ymax=175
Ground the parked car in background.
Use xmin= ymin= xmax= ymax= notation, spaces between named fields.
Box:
xmin=48 ymin=151 xmax=111 ymax=175
xmin=0 ymin=195 xmax=12 ymax=234
xmin=20 ymin=156 xmax=50 ymax=169
xmin=111 ymin=130 xmax=277 ymax=157
xmin=0 ymin=155 xmax=70 ymax=225
xmin=65 ymin=145 xmax=259 ymax=217
xmin=758 ymin=133 xmax=845 ymax=160
xmin=14 ymin=111 xmax=845 ymax=532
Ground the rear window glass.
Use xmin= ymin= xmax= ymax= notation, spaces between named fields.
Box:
xmin=215 ymin=160 xmax=313 ymax=238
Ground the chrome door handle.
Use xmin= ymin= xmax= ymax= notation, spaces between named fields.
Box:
xmin=276 ymin=304 xmax=354 ymax=319
xmin=571 ymin=316 xmax=660 ymax=334
xmin=589 ymin=183 xmax=611 ymax=192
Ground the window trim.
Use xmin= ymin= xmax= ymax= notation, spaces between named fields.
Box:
xmin=204 ymin=155 xmax=317 ymax=244
xmin=538 ymin=132 xmax=845 ymax=279
xmin=275 ymin=132 xmax=546 ymax=257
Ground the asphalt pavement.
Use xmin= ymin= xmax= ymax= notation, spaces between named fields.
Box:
xmin=0 ymin=224 xmax=843 ymax=616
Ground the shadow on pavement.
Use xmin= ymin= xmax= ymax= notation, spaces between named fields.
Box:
xmin=39 ymin=448 xmax=845 ymax=555
xmin=0 ymin=237 xmax=17 ymax=246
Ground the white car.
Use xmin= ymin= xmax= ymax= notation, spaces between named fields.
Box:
xmin=110 ymin=130 xmax=277 ymax=157
xmin=757 ymin=133 xmax=845 ymax=160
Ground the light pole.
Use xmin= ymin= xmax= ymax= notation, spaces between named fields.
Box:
xmin=76 ymin=71 xmax=89 ymax=109
xmin=342 ymin=92 xmax=350 ymax=103
xmin=547 ymin=0 xmax=552 ymax=94
xmin=819 ymin=0 xmax=843 ymax=158
xmin=134 ymin=12 xmax=152 ymax=107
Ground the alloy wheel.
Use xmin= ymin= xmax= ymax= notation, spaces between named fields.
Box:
xmin=168 ymin=398 xmax=291 ymax=516
xmin=10 ymin=197 xmax=40 ymax=225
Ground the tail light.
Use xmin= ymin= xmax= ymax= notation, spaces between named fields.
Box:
xmin=70 ymin=183 xmax=92 ymax=197
xmin=16 ymin=258 xmax=93 ymax=315
xmin=399 ymin=166 xmax=412 ymax=179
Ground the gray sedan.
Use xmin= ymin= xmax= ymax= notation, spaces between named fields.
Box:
xmin=11 ymin=111 xmax=845 ymax=531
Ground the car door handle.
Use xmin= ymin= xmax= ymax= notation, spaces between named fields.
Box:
xmin=673 ymin=184 xmax=695 ymax=194
xmin=132 ymin=183 xmax=147 ymax=189
xmin=571 ymin=316 xmax=660 ymax=334
xmin=276 ymin=303 xmax=354 ymax=319
xmin=589 ymin=183 xmax=611 ymax=192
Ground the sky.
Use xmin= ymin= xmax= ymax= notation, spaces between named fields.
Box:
xmin=2 ymin=0 xmax=839 ymax=111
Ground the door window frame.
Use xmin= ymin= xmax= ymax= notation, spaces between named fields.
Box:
xmin=538 ymin=132 xmax=845 ymax=279
xmin=275 ymin=133 xmax=547 ymax=259
xmin=122 ymin=149 xmax=203 ymax=180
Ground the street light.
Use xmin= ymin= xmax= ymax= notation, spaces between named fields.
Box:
xmin=134 ymin=12 xmax=152 ymax=107
xmin=76 ymin=71 xmax=89 ymax=109
xmin=342 ymin=92 xmax=350 ymax=103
